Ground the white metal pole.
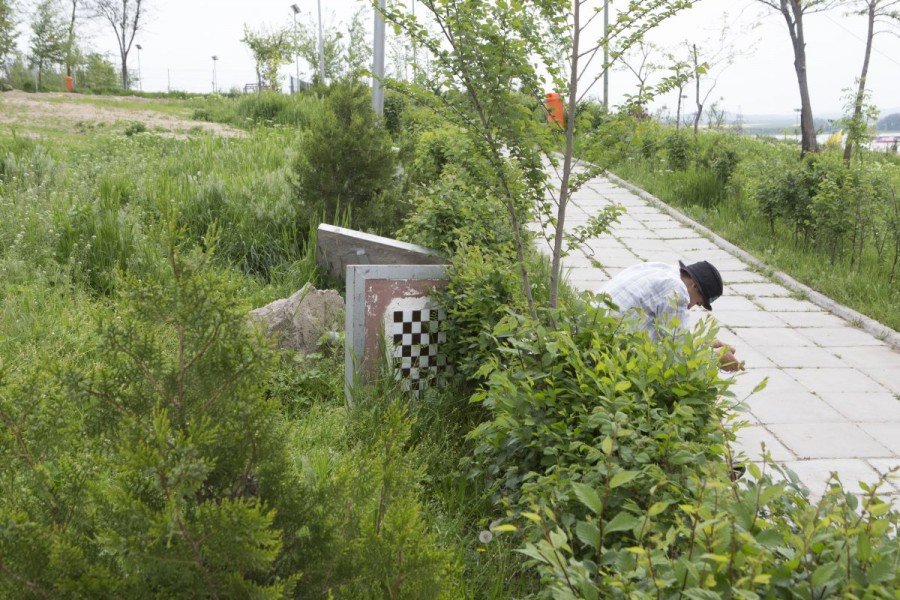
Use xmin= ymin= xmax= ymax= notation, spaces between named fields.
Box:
xmin=372 ymin=0 xmax=385 ymax=114
xmin=317 ymin=0 xmax=325 ymax=82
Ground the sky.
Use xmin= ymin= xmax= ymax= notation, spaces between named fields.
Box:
xmin=16 ymin=0 xmax=900 ymax=118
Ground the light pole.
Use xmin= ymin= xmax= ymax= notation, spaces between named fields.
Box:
xmin=316 ymin=0 xmax=325 ymax=82
xmin=291 ymin=4 xmax=300 ymax=92
xmin=135 ymin=44 xmax=142 ymax=91
xmin=212 ymin=55 xmax=218 ymax=94
xmin=373 ymin=0 xmax=385 ymax=114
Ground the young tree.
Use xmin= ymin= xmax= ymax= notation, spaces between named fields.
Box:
xmin=344 ymin=9 xmax=371 ymax=79
xmin=293 ymin=12 xmax=343 ymax=83
xmin=379 ymin=0 xmax=695 ymax=312
xmin=0 ymin=0 xmax=17 ymax=80
xmin=241 ymin=25 xmax=293 ymax=90
xmin=30 ymin=0 xmax=68 ymax=89
xmin=88 ymin=0 xmax=144 ymax=90
xmin=755 ymin=0 xmax=840 ymax=155
xmin=842 ymin=0 xmax=900 ymax=164
xmin=616 ymin=39 xmax=662 ymax=110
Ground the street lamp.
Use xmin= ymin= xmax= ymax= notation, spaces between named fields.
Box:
xmin=290 ymin=4 xmax=300 ymax=92
xmin=135 ymin=44 xmax=142 ymax=91
xmin=212 ymin=55 xmax=218 ymax=94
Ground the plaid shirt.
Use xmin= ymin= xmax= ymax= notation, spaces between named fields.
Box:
xmin=597 ymin=262 xmax=690 ymax=341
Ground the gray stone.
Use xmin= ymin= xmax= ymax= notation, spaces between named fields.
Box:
xmin=249 ymin=283 xmax=344 ymax=354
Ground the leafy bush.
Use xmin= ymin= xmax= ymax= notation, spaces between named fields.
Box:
xmin=665 ymin=129 xmax=691 ymax=171
xmin=467 ymin=303 xmax=900 ymax=598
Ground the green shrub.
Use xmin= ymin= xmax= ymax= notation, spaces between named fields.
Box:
xmin=123 ymin=121 xmax=147 ymax=136
xmin=468 ymin=304 xmax=900 ymax=599
xmin=665 ymin=129 xmax=691 ymax=171
xmin=293 ymin=80 xmax=400 ymax=234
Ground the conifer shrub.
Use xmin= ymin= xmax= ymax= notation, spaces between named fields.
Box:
xmin=293 ymin=80 xmax=401 ymax=234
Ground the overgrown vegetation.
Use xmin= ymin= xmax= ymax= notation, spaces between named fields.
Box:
xmin=1 ymin=24 xmax=898 ymax=600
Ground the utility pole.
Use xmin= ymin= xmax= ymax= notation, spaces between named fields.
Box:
xmin=136 ymin=44 xmax=143 ymax=91
xmin=291 ymin=4 xmax=300 ymax=92
xmin=372 ymin=0 xmax=385 ymax=114
xmin=316 ymin=0 xmax=325 ymax=82
xmin=212 ymin=55 xmax=218 ymax=93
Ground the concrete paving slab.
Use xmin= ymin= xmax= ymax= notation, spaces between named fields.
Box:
xmin=831 ymin=345 xmax=900 ymax=369
xmin=800 ymin=327 xmax=891 ymax=347
xmin=665 ymin=238 xmax=722 ymax=252
xmin=769 ymin=311 xmax=853 ymax=328
xmin=817 ymin=392 xmax=900 ymax=422
xmin=712 ymin=310 xmax=790 ymax=328
xmin=733 ymin=327 xmax=817 ymax=348
xmin=858 ymin=423 xmax=900 ymax=454
xmin=768 ymin=422 xmax=890 ymax=459
xmin=786 ymin=368 xmax=889 ymax=394
xmin=728 ymin=368 xmax=807 ymax=396
xmin=732 ymin=425 xmax=796 ymax=462
xmin=781 ymin=459 xmax=883 ymax=498
xmin=758 ymin=346 xmax=846 ymax=369
xmin=860 ymin=368 xmax=900 ymax=394
xmin=747 ymin=391 xmax=845 ymax=423
xmin=753 ymin=297 xmax=825 ymax=312
xmin=712 ymin=297 xmax=761 ymax=311
xmin=728 ymin=283 xmax=793 ymax=297
xmin=718 ymin=270 xmax=772 ymax=284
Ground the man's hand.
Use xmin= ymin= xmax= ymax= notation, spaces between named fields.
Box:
xmin=713 ymin=340 xmax=745 ymax=372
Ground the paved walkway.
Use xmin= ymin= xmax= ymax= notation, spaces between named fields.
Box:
xmin=537 ymin=169 xmax=900 ymax=502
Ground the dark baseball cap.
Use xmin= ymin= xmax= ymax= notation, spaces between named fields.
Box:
xmin=679 ymin=260 xmax=723 ymax=310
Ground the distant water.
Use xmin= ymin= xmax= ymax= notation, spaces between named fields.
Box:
xmin=769 ymin=131 xmax=900 ymax=151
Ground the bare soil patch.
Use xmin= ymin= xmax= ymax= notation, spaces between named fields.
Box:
xmin=0 ymin=90 xmax=244 ymax=137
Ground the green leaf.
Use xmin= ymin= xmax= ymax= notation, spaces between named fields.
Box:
xmin=752 ymin=377 xmax=769 ymax=394
xmin=600 ymin=436 xmax=613 ymax=455
xmin=491 ymin=524 xmax=517 ymax=532
xmin=648 ymin=501 xmax=671 ymax=517
xmin=575 ymin=521 xmax=601 ymax=550
xmin=868 ymin=558 xmax=895 ymax=584
xmin=855 ymin=531 xmax=870 ymax=562
xmin=609 ymin=470 xmax=640 ymax=489
xmin=811 ymin=563 xmax=840 ymax=588
xmin=572 ymin=482 xmax=603 ymax=514
xmin=604 ymin=511 xmax=639 ymax=533
xmin=683 ymin=590 xmax=722 ymax=600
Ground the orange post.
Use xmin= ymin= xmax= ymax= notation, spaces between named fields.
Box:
xmin=65 ymin=75 xmax=73 ymax=92
xmin=546 ymin=92 xmax=564 ymax=128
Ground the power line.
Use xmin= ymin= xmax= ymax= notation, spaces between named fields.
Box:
xmin=820 ymin=12 xmax=900 ymax=69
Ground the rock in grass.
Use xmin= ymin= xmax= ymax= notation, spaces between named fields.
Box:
xmin=249 ymin=283 xmax=344 ymax=354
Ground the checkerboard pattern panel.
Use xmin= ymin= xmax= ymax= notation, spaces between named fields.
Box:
xmin=391 ymin=308 xmax=449 ymax=394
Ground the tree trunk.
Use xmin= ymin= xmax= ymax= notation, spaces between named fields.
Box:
xmin=549 ymin=0 xmax=580 ymax=310
xmin=691 ymin=44 xmax=702 ymax=169
xmin=843 ymin=1 xmax=875 ymax=165
xmin=780 ymin=0 xmax=819 ymax=155
xmin=66 ymin=0 xmax=77 ymax=77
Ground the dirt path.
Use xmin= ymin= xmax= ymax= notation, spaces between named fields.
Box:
xmin=0 ymin=90 xmax=244 ymax=137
